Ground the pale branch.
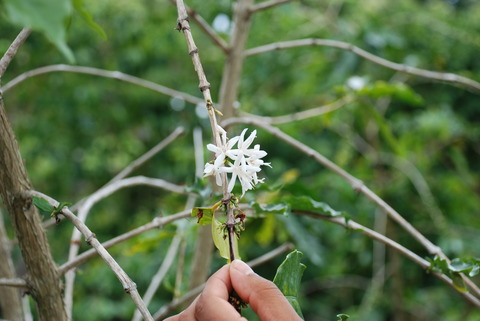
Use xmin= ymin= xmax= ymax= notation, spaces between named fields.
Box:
xmin=29 ymin=191 xmax=154 ymax=321
xmin=0 ymin=277 xmax=27 ymax=289
xmin=224 ymin=117 xmax=480 ymax=298
xmin=153 ymin=242 xmax=295 ymax=320
xmin=65 ymin=175 xmax=188 ymax=316
xmin=218 ymin=0 xmax=254 ymax=119
xmin=187 ymin=7 xmax=229 ymax=53
xmin=176 ymin=0 xmax=237 ymax=262
xmin=244 ymin=39 xmax=480 ymax=92
xmin=294 ymin=211 xmax=480 ymax=307
xmin=132 ymin=235 xmax=182 ymax=321
xmin=240 ymin=96 xmax=351 ymax=125
xmin=57 ymin=210 xmax=190 ymax=275
xmin=0 ymin=28 xmax=31 ymax=77
xmin=0 ymin=64 xmax=204 ymax=105
xmin=249 ymin=0 xmax=297 ymax=13
xmin=107 ymin=127 xmax=186 ymax=185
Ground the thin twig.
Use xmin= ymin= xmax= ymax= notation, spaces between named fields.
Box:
xmin=249 ymin=0 xmax=297 ymax=13
xmin=244 ymin=39 xmax=480 ymax=92
xmin=187 ymin=8 xmax=229 ymax=53
xmin=153 ymin=242 xmax=295 ymax=320
xmin=108 ymin=127 xmax=186 ymax=184
xmin=0 ymin=278 xmax=27 ymax=289
xmin=175 ymin=0 xmax=237 ymax=261
xmin=240 ymin=96 xmax=351 ymax=125
xmin=132 ymin=235 xmax=182 ymax=321
xmin=28 ymin=191 xmax=154 ymax=321
xmin=0 ymin=64 xmax=204 ymax=105
xmin=294 ymin=211 xmax=480 ymax=307
xmin=0 ymin=28 xmax=31 ymax=77
xmin=223 ymin=117 xmax=480 ymax=298
xmin=57 ymin=210 xmax=190 ymax=275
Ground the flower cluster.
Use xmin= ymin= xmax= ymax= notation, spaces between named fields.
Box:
xmin=204 ymin=125 xmax=270 ymax=195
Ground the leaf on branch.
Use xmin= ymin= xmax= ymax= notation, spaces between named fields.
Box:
xmin=273 ymin=250 xmax=306 ymax=319
xmin=73 ymin=0 xmax=107 ymax=40
xmin=4 ymin=0 xmax=75 ymax=62
xmin=211 ymin=217 xmax=240 ymax=262
xmin=32 ymin=196 xmax=55 ymax=215
xmin=337 ymin=314 xmax=350 ymax=321
xmin=426 ymin=255 xmax=480 ymax=292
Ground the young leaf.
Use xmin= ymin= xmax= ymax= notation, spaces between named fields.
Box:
xmin=273 ymin=250 xmax=306 ymax=319
xmin=284 ymin=195 xmax=344 ymax=217
xmin=191 ymin=207 xmax=214 ymax=225
xmin=211 ymin=218 xmax=240 ymax=262
xmin=73 ymin=0 xmax=107 ymax=40
xmin=32 ymin=196 xmax=55 ymax=215
xmin=337 ymin=314 xmax=350 ymax=321
xmin=4 ymin=0 xmax=75 ymax=62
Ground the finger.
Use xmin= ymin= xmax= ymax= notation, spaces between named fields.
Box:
xmin=194 ymin=264 xmax=246 ymax=321
xmin=230 ymin=260 xmax=302 ymax=321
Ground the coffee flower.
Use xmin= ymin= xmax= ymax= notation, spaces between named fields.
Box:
xmin=204 ymin=126 xmax=270 ymax=195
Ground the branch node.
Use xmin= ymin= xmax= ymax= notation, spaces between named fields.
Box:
xmin=199 ymin=84 xmax=211 ymax=92
xmin=125 ymin=282 xmax=138 ymax=294
xmin=85 ymin=233 xmax=97 ymax=245
xmin=189 ymin=48 xmax=199 ymax=56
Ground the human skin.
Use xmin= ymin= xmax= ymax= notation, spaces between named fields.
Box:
xmin=164 ymin=259 xmax=302 ymax=321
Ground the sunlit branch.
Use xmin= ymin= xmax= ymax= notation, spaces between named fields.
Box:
xmin=244 ymin=39 xmax=480 ymax=92
xmin=240 ymin=96 xmax=351 ymax=125
xmin=0 ymin=64 xmax=204 ymax=105
xmin=294 ymin=210 xmax=480 ymax=307
xmin=152 ymin=242 xmax=295 ymax=320
xmin=249 ymin=0 xmax=297 ymax=13
xmin=0 ymin=28 xmax=31 ymax=77
xmin=57 ymin=210 xmax=190 ymax=275
xmin=28 ymin=191 xmax=154 ymax=321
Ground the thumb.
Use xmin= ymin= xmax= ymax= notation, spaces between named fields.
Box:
xmin=229 ymin=260 xmax=302 ymax=321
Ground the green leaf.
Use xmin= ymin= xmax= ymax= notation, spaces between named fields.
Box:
xmin=250 ymin=201 xmax=291 ymax=216
xmin=72 ymin=0 xmax=107 ymax=40
xmin=32 ymin=196 xmax=55 ymax=215
xmin=284 ymin=195 xmax=344 ymax=217
xmin=191 ymin=207 xmax=214 ymax=225
xmin=4 ymin=0 xmax=74 ymax=62
xmin=451 ymin=272 xmax=468 ymax=293
xmin=337 ymin=314 xmax=350 ymax=321
xmin=273 ymin=250 xmax=306 ymax=319
xmin=211 ymin=218 xmax=240 ymax=262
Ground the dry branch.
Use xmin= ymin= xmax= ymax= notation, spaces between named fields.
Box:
xmin=294 ymin=211 xmax=480 ymax=307
xmin=245 ymin=39 xmax=480 ymax=92
xmin=29 ymin=191 xmax=154 ymax=321
xmin=1 ymin=64 xmax=204 ymax=105
xmin=0 ymin=28 xmax=31 ymax=77
xmin=249 ymin=0 xmax=297 ymax=13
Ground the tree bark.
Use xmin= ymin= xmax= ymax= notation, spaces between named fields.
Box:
xmin=0 ymin=211 xmax=23 ymax=321
xmin=0 ymin=96 xmax=67 ymax=320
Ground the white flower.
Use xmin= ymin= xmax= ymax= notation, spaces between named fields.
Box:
xmin=203 ymin=126 xmax=269 ymax=196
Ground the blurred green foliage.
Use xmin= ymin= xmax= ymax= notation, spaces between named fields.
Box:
xmin=1 ymin=0 xmax=480 ymax=320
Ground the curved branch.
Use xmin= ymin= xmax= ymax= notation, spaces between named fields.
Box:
xmin=29 ymin=191 xmax=154 ymax=321
xmin=0 ymin=28 xmax=31 ymax=77
xmin=0 ymin=64 xmax=204 ymax=105
xmin=57 ymin=210 xmax=190 ymax=275
xmin=240 ymin=96 xmax=351 ymax=124
xmin=294 ymin=210 xmax=480 ymax=307
xmin=244 ymin=39 xmax=480 ymax=92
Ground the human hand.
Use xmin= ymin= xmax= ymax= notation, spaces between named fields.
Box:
xmin=164 ymin=259 xmax=302 ymax=321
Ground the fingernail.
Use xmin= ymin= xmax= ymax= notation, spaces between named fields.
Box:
xmin=231 ymin=259 xmax=254 ymax=275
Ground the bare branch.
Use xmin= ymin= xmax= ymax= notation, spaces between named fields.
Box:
xmin=132 ymin=235 xmax=182 ymax=321
xmin=188 ymin=8 xmax=229 ymax=53
xmin=0 ymin=28 xmax=31 ymax=77
xmin=249 ymin=0 xmax=297 ymax=13
xmin=240 ymin=96 xmax=351 ymax=125
xmin=0 ymin=64 xmax=204 ymax=105
xmin=244 ymin=39 xmax=480 ymax=92
xmin=224 ymin=117 xmax=480 ymax=298
xmin=0 ymin=277 xmax=27 ymax=289
xmin=153 ymin=242 xmax=295 ymax=320
xmin=57 ymin=210 xmax=190 ymax=275
xmin=108 ymin=127 xmax=185 ymax=184
xmin=30 ymin=192 xmax=154 ymax=321
xmin=294 ymin=211 xmax=480 ymax=307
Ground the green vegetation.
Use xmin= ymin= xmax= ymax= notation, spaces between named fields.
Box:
xmin=1 ymin=0 xmax=480 ymax=320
